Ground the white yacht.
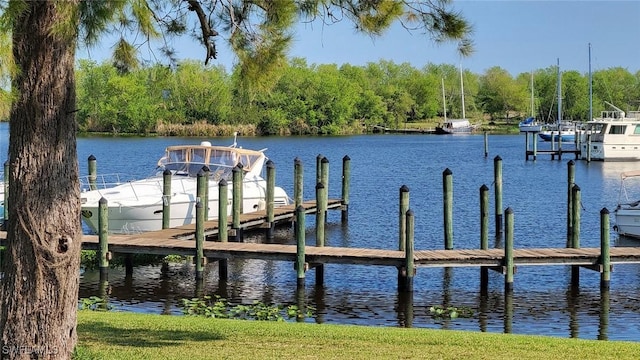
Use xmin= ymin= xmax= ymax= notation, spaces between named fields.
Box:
xmin=579 ymin=102 xmax=640 ymax=161
xmin=80 ymin=137 xmax=290 ymax=234
xmin=614 ymin=170 xmax=640 ymax=238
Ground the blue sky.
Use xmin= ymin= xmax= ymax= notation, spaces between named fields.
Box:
xmin=79 ymin=1 xmax=640 ymax=76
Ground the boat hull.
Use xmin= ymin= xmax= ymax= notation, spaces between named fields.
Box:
xmin=615 ymin=207 xmax=640 ymax=239
xmin=80 ymin=176 xmax=289 ymax=234
xmin=538 ymin=132 xmax=575 ymax=142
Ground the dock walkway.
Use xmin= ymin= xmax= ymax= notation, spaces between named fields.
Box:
xmin=77 ymin=236 xmax=640 ymax=269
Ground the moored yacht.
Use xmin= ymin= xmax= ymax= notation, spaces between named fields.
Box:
xmin=579 ymin=103 xmax=640 ymax=161
xmin=80 ymin=137 xmax=290 ymax=234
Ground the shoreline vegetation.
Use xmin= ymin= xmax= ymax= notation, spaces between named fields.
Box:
xmin=73 ymin=119 xmax=520 ymax=138
xmin=2 ymin=59 xmax=638 ymax=137
xmin=74 ymin=311 xmax=640 ymax=359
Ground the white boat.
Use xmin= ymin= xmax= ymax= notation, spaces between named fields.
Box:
xmin=579 ymin=102 xmax=640 ymax=161
xmin=614 ymin=170 xmax=640 ymax=238
xmin=538 ymin=60 xmax=579 ymax=142
xmin=519 ymin=117 xmax=542 ymax=133
xmin=435 ymin=68 xmax=477 ymax=135
xmin=519 ymin=72 xmax=543 ymax=132
xmin=538 ymin=121 xmax=579 ymax=142
xmin=80 ymin=137 xmax=290 ymax=234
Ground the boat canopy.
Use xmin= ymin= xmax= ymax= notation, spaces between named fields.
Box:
xmin=158 ymin=144 xmax=266 ymax=178
xmin=521 ymin=117 xmax=535 ymax=125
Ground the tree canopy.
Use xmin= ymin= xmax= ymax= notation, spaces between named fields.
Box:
xmin=0 ymin=1 xmax=474 ymax=359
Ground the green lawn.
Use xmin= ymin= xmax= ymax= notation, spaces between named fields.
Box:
xmin=75 ymin=311 xmax=640 ymax=360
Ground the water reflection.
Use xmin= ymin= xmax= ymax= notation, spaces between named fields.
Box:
xmin=69 ymin=132 xmax=640 ymax=341
xmin=79 ymin=259 xmax=640 ymax=341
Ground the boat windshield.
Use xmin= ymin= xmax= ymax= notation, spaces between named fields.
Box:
xmin=157 ymin=145 xmax=264 ymax=178
xmin=584 ymin=123 xmax=606 ymax=133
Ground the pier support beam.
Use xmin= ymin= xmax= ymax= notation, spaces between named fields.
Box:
xmin=162 ymin=169 xmax=172 ymax=229
xmin=443 ymin=168 xmax=453 ymax=250
xmin=570 ymin=185 xmax=581 ymax=287
xmin=504 ymin=207 xmax=514 ymax=292
xmin=480 ymin=184 xmax=490 ymax=292
xmin=218 ymin=179 xmax=229 ymax=280
xmin=399 ymin=209 xmax=415 ymax=292
xmin=88 ymin=155 xmax=97 ymax=190
xmin=484 ymin=132 xmax=489 ymax=158
xmin=232 ymin=165 xmax=243 ymax=242
xmin=566 ymin=160 xmax=575 ymax=246
xmin=600 ymin=208 xmax=611 ymax=290
xmin=315 ymin=182 xmax=326 ymax=285
xmin=295 ymin=205 xmax=307 ymax=287
xmin=341 ymin=155 xmax=350 ymax=223
xmin=194 ymin=181 xmax=206 ymax=280
xmin=98 ymin=197 xmax=110 ymax=281
xmin=494 ymin=156 xmax=503 ymax=238
xmin=265 ymin=160 xmax=275 ymax=239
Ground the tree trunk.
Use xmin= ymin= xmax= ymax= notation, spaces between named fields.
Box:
xmin=1 ymin=1 xmax=81 ymax=359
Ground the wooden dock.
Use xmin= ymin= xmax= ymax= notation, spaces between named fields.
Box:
xmin=522 ymin=131 xmax=582 ymax=160
xmin=76 ymin=236 xmax=640 ymax=269
xmin=128 ymin=199 xmax=343 ymax=240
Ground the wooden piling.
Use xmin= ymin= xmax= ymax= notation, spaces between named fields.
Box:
xmin=315 ymin=182 xmax=326 ymax=285
xmin=202 ymin=166 xmax=210 ymax=221
xmin=504 ymin=207 xmax=514 ymax=292
xmin=566 ymin=160 xmax=575 ymax=246
xmin=571 ymin=184 xmax=581 ymax=287
xmin=494 ymin=156 xmax=503 ymax=237
xmin=294 ymin=158 xmax=303 ymax=208
xmin=232 ymin=165 xmax=243 ymax=242
xmin=532 ymin=133 xmax=538 ymax=160
xmin=195 ymin=172 xmax=206 ymax=280
xmin=524 ymin=133 xmax=529 ymax=160
xmin=295 ymin=205 xmax=306 ymax=286
xmin=218 ymin=179 xmax=228 ymax=242
xmin=586 ymin=134 xmax=592 ymax=162
xmin=162 ymin=169 xmax=172 ymax=229
xmin=98 ymin=197 xmax=109 ymax=280
xmin=316 ymin=154 xmax=323 ymax=186
xmin=341 ymin=155 xmax=350 ymax=222
xmin=480 ymin=184 xmax=489 ymax=291
xmin=443 ymin=168 xmax=453 ymax=250
xmin=88 ymin=155 xmax=97 ymax=190
xmin=266 ymin=160 xmax=275 ymax=239
xmin=403 ymin=209 xmax=415 ymax=292
xmin=504 ymin=292 xmax=514 ymax=334
xmin=399 ymin=185 xmax=410 ymax=252
xmin=600 ymin=208 xmax=611 ymax=290
xmin=599 ymin=288 xmax=610 ymax=340
xmin=321 ymin=157 xmax=329 ymax=209
xmin=218 ymin=179 xmax=229 ymax=280
xmin=484 ymin=132 xmax=489 ymax=157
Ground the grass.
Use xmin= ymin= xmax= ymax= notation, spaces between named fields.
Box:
xmin=75 ymin=311 xmax=640 ymax=360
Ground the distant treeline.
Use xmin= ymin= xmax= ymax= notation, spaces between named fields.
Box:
xmin=2 ymin=59 xmax=639 ymax=135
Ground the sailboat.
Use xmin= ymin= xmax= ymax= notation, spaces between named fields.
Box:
xmin=538 ymin=60 xmax=577 ymax=142
xmin=519 ymin=71 xmax=543 ymax=132
xmin=435 ymin=65 xmax=476 ymax=134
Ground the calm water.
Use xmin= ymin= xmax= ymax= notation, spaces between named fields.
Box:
xmin=3 ymin=123 xmax=640 ymax=340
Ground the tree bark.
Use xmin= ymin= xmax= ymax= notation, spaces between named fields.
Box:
xmin=1 ymin=1 xmax=81 ymax=359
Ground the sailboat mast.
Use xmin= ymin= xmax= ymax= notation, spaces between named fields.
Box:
xmin=442 ymin=78 xmax=447 ymax=122
xmin=588 ymin=43 xmax=593 ymax=121
xmin=557 ymin=58 xmax=562 ymax=125
xmin=530 ymin=71 xmax=535 ymax=118
xmin=459 ymin=64 xmax=466 ymax=119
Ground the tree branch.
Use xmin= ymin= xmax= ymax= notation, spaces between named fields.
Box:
xmin=185 ymin=0 xmax=219 ymax=64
